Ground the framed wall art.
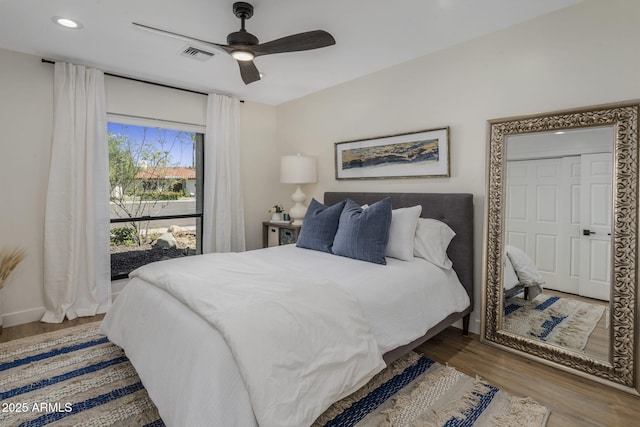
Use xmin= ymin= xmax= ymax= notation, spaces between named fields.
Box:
xmin=334 ymin=127 xmax=450 ymax=180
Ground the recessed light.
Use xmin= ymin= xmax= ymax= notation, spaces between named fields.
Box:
xmin=52 ymin=16 xmax=83 ymax=29
xmin=554 ymin=131 xmax=566 ymax=135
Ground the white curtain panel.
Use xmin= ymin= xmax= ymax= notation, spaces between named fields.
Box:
xmin=42 ymin=62 xmax=111 ymax=323
xmin=203 ymin=93 xmax=246 ymax=253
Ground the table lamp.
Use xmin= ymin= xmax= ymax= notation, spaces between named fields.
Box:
xmin=280 ymin=154 xmax=317 ymax=225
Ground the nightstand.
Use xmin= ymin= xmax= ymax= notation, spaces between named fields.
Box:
xmin=262 ymin=221 xmax=302 ymax=248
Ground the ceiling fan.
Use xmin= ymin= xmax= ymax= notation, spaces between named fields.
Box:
xmin=133 ymin=1 xmax=336 ymax=85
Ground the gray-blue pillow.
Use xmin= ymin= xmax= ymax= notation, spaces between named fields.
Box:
xmin=296 ymin=198 xmax=346 ymax=253
xmin=332 ymin=197 xmax=392 ymax=264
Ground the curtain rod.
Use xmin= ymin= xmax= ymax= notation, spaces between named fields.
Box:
xmin=41 ymin=58 xmax=244 ymax=102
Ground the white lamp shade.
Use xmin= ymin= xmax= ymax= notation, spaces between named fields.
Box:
xmin=280 ymin=154 xmax=317 ymax=184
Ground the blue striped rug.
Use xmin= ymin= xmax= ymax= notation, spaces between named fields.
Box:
xmin=0 ymin=323 xmax=162 ymax=427
xmin=314 ymin=352 xmax=549 ymax=426
xmin=1 ymin=323 xmax=549 ymax=426
xmin=504 ymin=293 xmax=606 ymax=352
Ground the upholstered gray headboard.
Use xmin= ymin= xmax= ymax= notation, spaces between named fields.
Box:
xmin=324 ymin=192 xmax=474 ymax=308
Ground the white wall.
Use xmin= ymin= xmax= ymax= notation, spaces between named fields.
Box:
xmin=275 ymin=0 xmax=640 ymax=333
xmin=0 ymin=51 xmax=53 ymax=327
xmin=0 ymin=49 xmax=278 ymax=326
xmin=239 ymin=101 xmax=281 ymax=250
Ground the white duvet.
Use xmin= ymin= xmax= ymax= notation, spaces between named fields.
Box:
xmin=101 ymin=245 xmax=470 ymax=426
xmin=128 ymin=251 xmax=385 ymax=427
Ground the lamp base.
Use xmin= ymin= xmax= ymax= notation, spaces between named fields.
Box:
xmin=289 ymin=185 xmax=307 ymax=226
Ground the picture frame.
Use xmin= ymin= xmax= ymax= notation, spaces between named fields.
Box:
xmin=334 ymin=127 xmax=450 ymax=180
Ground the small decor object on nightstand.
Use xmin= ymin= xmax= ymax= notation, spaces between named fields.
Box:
xmin=269 ymin=204 xmax=284 ymax=222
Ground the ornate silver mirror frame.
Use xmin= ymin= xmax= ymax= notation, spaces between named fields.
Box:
xmin=482 ymin=102 xmax=639 ymax=391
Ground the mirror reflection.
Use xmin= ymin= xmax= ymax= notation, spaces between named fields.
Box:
xmin=484 ymin=102 xmax=638 ymax=390
xmin=501 ymin=127 xmax=613 ymax=361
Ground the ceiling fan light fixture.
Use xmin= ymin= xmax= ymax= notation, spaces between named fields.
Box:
xmin=132 ymin=2 xmax=335 ymax=85
xmin=231 ymin=50 xmax=254 ymax=61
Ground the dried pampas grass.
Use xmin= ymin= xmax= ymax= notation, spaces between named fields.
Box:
xmin=0 ymin=247 xmax=26 ymax=290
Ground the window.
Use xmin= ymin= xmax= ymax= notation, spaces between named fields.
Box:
xmin=108 ymin=118 xmax=204 ymax=279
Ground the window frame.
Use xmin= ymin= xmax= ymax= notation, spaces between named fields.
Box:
xmin=107 ymin=114 xmax=205 ymax=280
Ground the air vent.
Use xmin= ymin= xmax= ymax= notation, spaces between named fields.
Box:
xmin=180 ymin=46 xmax=215 ymax=61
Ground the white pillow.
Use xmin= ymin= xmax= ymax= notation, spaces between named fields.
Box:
xmin=503 ymin=254 xmax=521 ymax=291
xmin=385 ymin=205 xmax=422 ymax=261
xmin=504 ymin=245 xmax=545 ymax=286
xmin=413 ymin=218 xmax=455 ymax=269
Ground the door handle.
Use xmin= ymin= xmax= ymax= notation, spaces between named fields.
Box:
xmin=583 ymin=229 xmax=596 ymax=236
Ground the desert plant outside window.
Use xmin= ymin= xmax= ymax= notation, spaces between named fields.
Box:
xmin=107 ymin=115 xmax=204 ymax=280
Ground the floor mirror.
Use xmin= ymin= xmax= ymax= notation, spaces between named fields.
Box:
xmin=482 ymin=101 xmax=639 ymax=392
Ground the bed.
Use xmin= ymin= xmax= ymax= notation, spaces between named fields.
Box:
xmin=100 ymin=191 xmax=474 ymax=427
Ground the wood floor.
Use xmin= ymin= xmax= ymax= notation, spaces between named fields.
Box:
xmin=0 ymin=314 xmax=105 ymax=343
xmin=2 ymin=318 xmax=638 ymax=426
xmin=416 ymin=328 xmax=639 ymax=427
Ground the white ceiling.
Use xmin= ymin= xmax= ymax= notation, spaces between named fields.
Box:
xmin=0 ymin=0 xmax=581 ymax=105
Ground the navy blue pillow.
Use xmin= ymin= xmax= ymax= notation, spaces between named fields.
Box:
xmin=332 ymin=197 xmax=392 ymax=264
xmin=296 ymin=198 xmax=346 ymax=253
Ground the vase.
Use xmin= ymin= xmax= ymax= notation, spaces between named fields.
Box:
xmin=271 ymin=213 xmax=282 ymax=221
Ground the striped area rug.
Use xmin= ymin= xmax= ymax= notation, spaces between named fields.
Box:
xmin=1 ymin=322 xmax=549 ymax=427
xmin=504 ymin=293 xmax=606 ymax=352
xmin=0 ymin=323 xmax=162 ymax=427
xmin=315 ymin=352 xmax=549 ymax=427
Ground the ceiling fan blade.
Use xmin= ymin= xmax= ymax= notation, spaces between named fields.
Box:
xmin=253 ymin=30 xmax=335 ymax=57
xmin=132 ymin=22 xmax=233 ymax=54
xmin=238 ymin=60 xmax=261 ymax=84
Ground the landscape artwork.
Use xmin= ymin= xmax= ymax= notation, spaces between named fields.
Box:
xmin=335 ymin=127 xmax=449 ymax=179
xmin=341 ymin=138 xmax=439 ymax=170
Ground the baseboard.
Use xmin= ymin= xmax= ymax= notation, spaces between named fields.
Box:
xmin=472 ymin=316 xmax=481 ymax=335
xmin=1 ymin=281 xmax=128 ymax=328
xmin=1 ymin=307 xmax=46 ymax=328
